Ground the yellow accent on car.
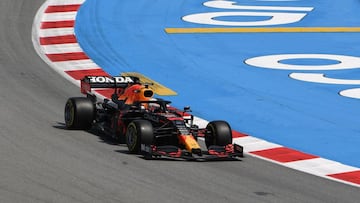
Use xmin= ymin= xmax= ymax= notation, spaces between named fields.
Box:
xmin=179 ymin=135 xmax=201 ymax=152
xmin=121 ymin=72 xmax=177 ymax=96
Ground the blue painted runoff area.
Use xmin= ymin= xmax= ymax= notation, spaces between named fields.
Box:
xmin=75 ymin=0 xmax=360 ymax=167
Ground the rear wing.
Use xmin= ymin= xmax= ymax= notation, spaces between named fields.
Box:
xmin=81 ymin=76 xmax=140 ymax=94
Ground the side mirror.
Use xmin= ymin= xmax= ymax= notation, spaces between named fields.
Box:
xmin=184 ymin=106 xmax=192 ymax=112
xmin=183 ymin=106 xmax=194 ymax=127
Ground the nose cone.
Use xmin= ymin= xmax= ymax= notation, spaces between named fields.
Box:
xmin=178 ymin=134 xmax=201 ymax=153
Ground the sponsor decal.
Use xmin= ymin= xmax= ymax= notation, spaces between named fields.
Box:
xmin=167 ymin=0 xmax=360 ymax=99
xmin=245 ymin=54 xmax=360 ymax=99
xmin=88 ymin=76 xmax=135 ymax=84
xmin=182 ymin=0 xmax=313 ymax=26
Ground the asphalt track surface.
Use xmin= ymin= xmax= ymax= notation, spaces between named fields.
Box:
xmin=0 ymin=0 xmax=359 ymax=202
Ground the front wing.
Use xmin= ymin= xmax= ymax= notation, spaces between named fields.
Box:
xmin=141 ymin=144 xmax=244 ymax=161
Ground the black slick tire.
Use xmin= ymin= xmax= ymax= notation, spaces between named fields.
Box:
xmin=205 ymin=120 xmax=232 ymax=149
xmin=125 ymin=120 xmax=153 ymax=154
xmin=64 ymin=97 xmax=95 ymax=130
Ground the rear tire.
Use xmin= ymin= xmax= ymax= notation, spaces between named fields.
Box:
xmin=205 ymin=120 xmax=232 ymax=149
xmin=64 ymin=97 xmax=95 ymax=130
xmin=126 ymin=120 xmax=153 ymax=154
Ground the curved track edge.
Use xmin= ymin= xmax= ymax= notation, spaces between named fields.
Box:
xmin=32 ymin=0 xmax=360 ymax=187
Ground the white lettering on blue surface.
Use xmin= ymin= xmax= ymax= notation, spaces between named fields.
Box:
xmin=245 ymin=54 xmax=360 ymax=99
xmin=182 ymin=0 xmax=313 ymax=26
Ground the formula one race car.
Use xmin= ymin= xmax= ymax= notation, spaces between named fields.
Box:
xmin=64 ymin=75 xmax=243 ymax=160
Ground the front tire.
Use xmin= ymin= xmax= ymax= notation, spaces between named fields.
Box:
xmin=205 ymin=120 xmax=232 ymax=149
xmin=125 ymin=120 xmax=153 ymax=154
xmin=64 ymin=97 xmax=95 ymax=130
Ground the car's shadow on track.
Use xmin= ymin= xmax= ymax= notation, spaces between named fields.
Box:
xmin=53 ymin=122 xmax=119 ymax=146
xmin=54 ymin=122 xmax=243 ymax=162
xmin=114 ymin=149 xmax=242 ymax=162
xmin=114 ymin=150 xmax=186 ymax=162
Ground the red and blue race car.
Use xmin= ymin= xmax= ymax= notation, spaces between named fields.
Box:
xmin=64 ymin=75 xmax=243 ymax=160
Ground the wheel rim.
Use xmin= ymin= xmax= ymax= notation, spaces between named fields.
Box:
xmin=126 ymin=125 xmax=137 ymax=151
xmin=64 ymin=101 xmax=74 ymax=127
